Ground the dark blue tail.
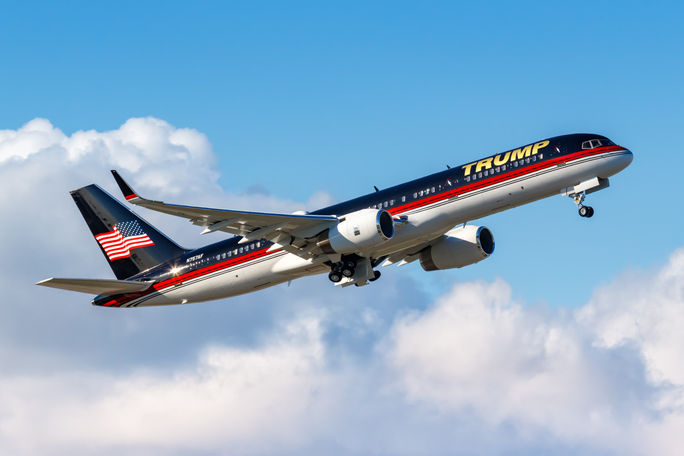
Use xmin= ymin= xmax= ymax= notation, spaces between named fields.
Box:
xmin=71 ymin=184 xmax=188 ymax=279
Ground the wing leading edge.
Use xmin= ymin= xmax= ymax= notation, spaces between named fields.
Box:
xmin=36 ymin=278 xmax=152 ymax=295
xmin=110 ymin=171 xmax=338 ymax=259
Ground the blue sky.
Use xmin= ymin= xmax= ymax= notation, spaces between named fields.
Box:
xmin=1 ymin=2 xmax=683 ymax=454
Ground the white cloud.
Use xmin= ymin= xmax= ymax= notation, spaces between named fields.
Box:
xmin=387 ymin=251 xmax=684 ymax=455
xmin=0 ymin=317 xmax=334 ymax=455
xmin=2 ymin=252 xmax=683 ymax=455
xmin=1 ymin=118 xmax=683 ymax=455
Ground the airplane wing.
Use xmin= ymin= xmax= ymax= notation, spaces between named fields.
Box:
xmin=380 ymin=240 xmax=432 ymax=267
xmin=36 ymin=278 xmax=153 ymax=296
xmin=111 ymin=171 xmax=338 ymax=259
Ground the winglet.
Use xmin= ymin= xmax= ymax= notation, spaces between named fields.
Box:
xmin=111 ymin=170 xmax=141 ymax=201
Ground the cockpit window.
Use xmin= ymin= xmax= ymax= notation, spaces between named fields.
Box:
xmin=581 ymin=138 xmax=615 ymax=149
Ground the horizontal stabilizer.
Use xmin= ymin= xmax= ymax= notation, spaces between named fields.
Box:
xmin=36 ymin=278 xmax=153 ymax=296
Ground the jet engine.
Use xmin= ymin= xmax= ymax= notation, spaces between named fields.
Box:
xmin=317 ymin=208 xmax=394 ymax=254
xmin=419 ymin=225 xmax=495 ymax=271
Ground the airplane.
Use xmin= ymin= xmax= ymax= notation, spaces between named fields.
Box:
xmin=37 ymin=133 xmax=633 ymax=308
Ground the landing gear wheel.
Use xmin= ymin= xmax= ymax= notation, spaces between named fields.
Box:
xmin=328 ymin=270 xmax=342 ymax=283
xmin=579 ymin=206 xmax=594 ymax=218
xmin=341 ymin=260 xmax=356 ymax=277
xmin=369 ymin=270 xmax=381 ymax=282
xmin=342 ymin=266 xmax=355 ymax=277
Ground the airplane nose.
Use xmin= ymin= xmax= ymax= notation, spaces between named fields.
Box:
xmin=612 ymin=148 xmax=633 ymax=174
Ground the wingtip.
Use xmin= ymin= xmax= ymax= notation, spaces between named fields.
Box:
xmin=110 ymin=170 xmax=139 ymax=201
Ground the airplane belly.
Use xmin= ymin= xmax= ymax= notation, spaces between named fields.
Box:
xmin=134 ymin=254 xmax=293 ymax=306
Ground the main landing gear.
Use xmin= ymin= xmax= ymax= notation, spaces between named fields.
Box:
xmin=328 ymin=259 xmax=356 ymax=283
xmin=572 ymin=192 xmax=594 ymax=218
xmin=327 ymin=257 xmax=381 ymax=285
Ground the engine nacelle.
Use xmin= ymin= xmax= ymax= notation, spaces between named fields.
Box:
xmin=420 ymin=225 xmax=495 ymax=271
xmin=317 ymin=208 xmax=394 ymax=254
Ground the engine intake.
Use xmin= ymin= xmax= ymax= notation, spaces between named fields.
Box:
xmin=420 ymin=225 xmax=495 ymax=271
xmin=317 ymin=208 xmax=394 ymax=254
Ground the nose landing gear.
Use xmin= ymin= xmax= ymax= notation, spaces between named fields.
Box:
xmin=572 ymin=192 xmax=594 ymax=218
xmin=578 ymin=205 xmax=594 ymax=218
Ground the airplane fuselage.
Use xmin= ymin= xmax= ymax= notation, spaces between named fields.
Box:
xmin=94 ymin=133 xmax=632 ymax=307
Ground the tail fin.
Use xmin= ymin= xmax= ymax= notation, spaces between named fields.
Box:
xmin=71 ymin=184 xmax=188 ymax=279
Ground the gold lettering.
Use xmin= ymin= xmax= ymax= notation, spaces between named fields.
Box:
xmin=475 ymin=157 xmax=493 ymax=172
xmin=510 ymin=145 xmax=532 ymax=161
xmin=493 ymin=152 xmax=510 ymax=166
xmin=462 ymin=162 xmax=476 ymax=176
xmin=532 ymin=140 xmax=550 ymax=155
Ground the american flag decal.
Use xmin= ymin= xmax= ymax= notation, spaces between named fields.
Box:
xmin=95 ymin=220 xmax=155 ymax=261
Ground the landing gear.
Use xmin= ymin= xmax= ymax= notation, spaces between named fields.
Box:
xmin=329 ymin=259 xmax=355 ymax=282
xmin=572 ymin=192 xmax=595 ymax=218
xmin=341 ymin=260 xmax=356 ymax=278
xmin=578 ymin=205 xmax=594 ymax=218
xmin=328 ymin=257 xmax=380 ymax=286
xmin=328 ymin=267 xmax=342 ymax=283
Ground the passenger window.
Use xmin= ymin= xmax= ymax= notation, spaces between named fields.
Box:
xmin=539 ymin=154 xmax=543 ymax=159
xmin=419 ymin=190 xmax=424 ymax=196
xmin=390 ymin=199 xmax=395 ymax=205
xmin=478 ymin=172 xmax=483 ymax=178
xmin=502 ymin=164 xmax=507 ymax=170
xmin=402 ymin=196 xmax=406 ymax=202
xmin=413 ymin=192 xmax=417 ymax=199
xmin=513 ymin=161 xmax=518 ymax=168
xmin=465 ymin=176 xmax=471 ymax=182
xmin=256 ymin=241 xmax=261 ymax=248
xmin=384 ymin=201 xmax=388 ymax=208
xmin=431 ymin=187 xmax=435 ymax=193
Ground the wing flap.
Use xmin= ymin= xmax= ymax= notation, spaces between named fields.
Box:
xmin=36 ymin=278 xmax=153 ymax=296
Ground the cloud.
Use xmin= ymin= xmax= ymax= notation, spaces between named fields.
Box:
xmin=1 ymin=118 xmax=683 ymax=455
xmin=0 ymin=317 xmax=334 ymax=455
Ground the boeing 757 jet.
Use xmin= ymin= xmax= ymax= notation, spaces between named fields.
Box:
xmin=37 ymin=133 xmax=632 ymax=307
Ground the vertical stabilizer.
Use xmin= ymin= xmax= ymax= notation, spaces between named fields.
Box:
xmin=71 ymin=185 xmax=188 ymax=279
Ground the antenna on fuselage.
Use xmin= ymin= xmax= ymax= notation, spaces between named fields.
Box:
xmin=374 ymin=186 xmax=380 ymax=192
xmin=446 ymin=164 xmax=451 ymax=169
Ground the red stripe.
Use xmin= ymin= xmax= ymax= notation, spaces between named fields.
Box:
xmin=100 ymin=246 xmax=283 ymax=307
xmin=125 ymin=194 xmax=138 ymax=200
xmin=95 ymin=228 xmax=120 ymax=241
xmin=387 ymin=145 xmax=625 ymax=215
